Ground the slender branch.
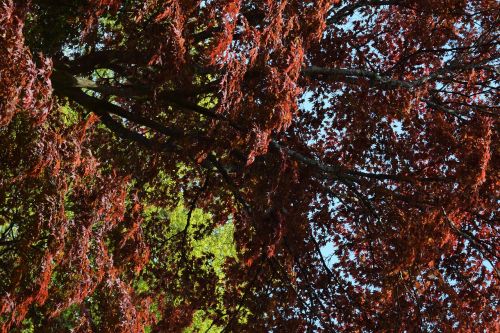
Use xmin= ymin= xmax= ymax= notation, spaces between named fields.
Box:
xmin=303 ymin=58 xmax=498 ymax=89
xmin=183 ymin=175 xmax=210 ymax=236
xmin=327 ymin=0 xmax=399 ymax=25
xmin=282 ymin=237 xmax=336 ymax=327
xmin=52 ymin=71 xmax=189 ymax=140
xmin=270 ymin=140 xmax=449 ymax=184
xmin=303 ymin=66 xmax=417 ymax=89
xmin=441 ymin=208 xmax=499 ymax=279
xmin=60 ymin=50 xmax=144 ymax=74
xmin=206 ymin=154 xmax=252 ymax=214
xmin=422 ymin=98 xmax=469 ymax=121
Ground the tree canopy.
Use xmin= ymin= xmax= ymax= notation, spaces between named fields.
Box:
xmin=0 ymin=0 xmax=498 ymax=332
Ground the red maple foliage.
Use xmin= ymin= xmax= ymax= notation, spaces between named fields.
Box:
xmin=0 ymin=0 xmax=498 ymax=331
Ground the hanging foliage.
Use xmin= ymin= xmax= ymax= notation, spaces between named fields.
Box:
xmin=0 ymin=0 xmax=498 ymax=331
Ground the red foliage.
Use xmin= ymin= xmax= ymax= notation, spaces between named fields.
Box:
xmin=0 ymin=0 xmax=498 ymax=331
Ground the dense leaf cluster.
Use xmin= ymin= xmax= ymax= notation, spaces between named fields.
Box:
xmin=0 ymin=0 xmax=498 ymax=332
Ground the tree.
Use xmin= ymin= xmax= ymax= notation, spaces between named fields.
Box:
xmin=0 ymin=0 xmax=498 ymax=331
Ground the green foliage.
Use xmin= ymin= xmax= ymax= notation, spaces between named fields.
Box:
xmin=143 ymin=203 xmax=238 ymax=332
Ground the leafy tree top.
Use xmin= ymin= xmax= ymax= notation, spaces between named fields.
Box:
xmin=0 ymin=0 xmax=498 ymax=332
